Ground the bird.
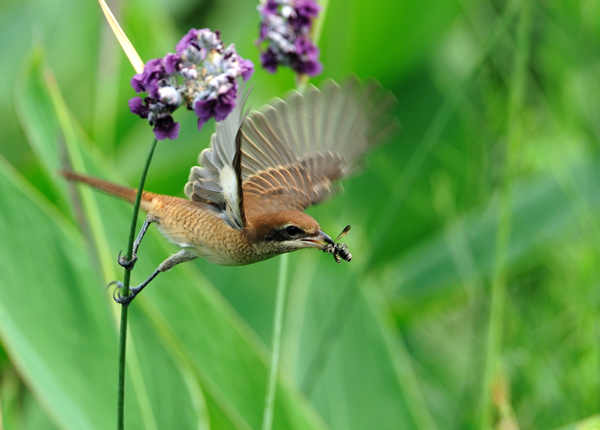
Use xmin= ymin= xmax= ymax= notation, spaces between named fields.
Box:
xmin=62 ymin=78 xmax=398 ymax=305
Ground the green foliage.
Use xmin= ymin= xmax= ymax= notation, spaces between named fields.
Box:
xmin=1 ymin=0 xmax=599 ymax=428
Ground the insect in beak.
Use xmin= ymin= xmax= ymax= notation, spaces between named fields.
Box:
xmin=322 ymin=225 xmax=352 ymax=263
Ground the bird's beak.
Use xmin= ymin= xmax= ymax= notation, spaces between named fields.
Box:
xmin=302 ymin=230 xmax=334 ymax=249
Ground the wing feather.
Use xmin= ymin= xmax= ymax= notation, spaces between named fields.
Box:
xmin=240 ymin=77 xmax=398 ymax=214
xmin=185 ymin=81 xmax=249 ymax=230
xmin=185 ymin=77 xmax=398 ymax=220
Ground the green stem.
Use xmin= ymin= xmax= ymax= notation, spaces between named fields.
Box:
xmin=311 ymin=0 xmax=328 ymax=52
xmin=261 ymin=1 xmax=330 ymax=423
xmin=261 ymin=253 xmax=289 ymax=430
xmin=117 ymin=138 xmax=158 ymax=430
xmin=479 ymin=1 xmax=532 ymax=428
xmin=116 ymin=305 xmax=128 ymax=430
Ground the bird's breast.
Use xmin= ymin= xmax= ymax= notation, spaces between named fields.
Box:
xmin=149 ymin=195 xmax=267 ymax=266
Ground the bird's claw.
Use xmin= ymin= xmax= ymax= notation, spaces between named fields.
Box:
xmin=118 ymin=250 xmax=138 ymax=271
xmin=108 ymin=280 xmax=136 ymax=306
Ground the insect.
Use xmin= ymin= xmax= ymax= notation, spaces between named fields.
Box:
xmin=323 ymin=225 xmax=352 ymax=263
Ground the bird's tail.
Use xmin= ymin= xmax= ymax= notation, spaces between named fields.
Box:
xmin=60 ymin=171 xmax=155 ymax=212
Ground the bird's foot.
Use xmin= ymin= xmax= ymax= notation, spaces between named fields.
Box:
xmin=117 ymin=250 xmax=138 ymax=271
xmin=108 ymin=281 xmax=140 ymax=306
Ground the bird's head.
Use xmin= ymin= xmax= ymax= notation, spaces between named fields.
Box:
xmin=246 ymin=210 xmax=334 ymax=256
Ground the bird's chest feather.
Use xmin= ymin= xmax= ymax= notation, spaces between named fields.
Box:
xmin=151 ymin=198 xmax=259 ymax=266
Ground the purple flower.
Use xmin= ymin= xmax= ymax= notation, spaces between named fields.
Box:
xmin=257 ymin=0 xmax=322 ymax=77
xmin=129 ymin=28 xmax=254 ymax=140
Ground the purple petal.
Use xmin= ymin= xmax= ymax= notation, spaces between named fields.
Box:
xmin=193 ymin=98 xmax=216 ymax=123
xmin=128 ymin=97 xmax=149 ymax=118
xmin=294 ymin=36 xmax=318 ymax=56
xmin=240 ymin=58 xmax=255 ymax=81
xmin=298 ymin=58 xmax=322 ymax=76
xmin=291 ymin=37 xmax=322 ymax=76
xmin=260 ymin=49 xmax=279 ymax=73
xmin=152 ymin=116 xmax=180 ymax=140
xmin=176 ymin=29 xmax=199 ymax=53
xmin=193 ymin=83 xmax=238 ymax=124
xmin=131 ymin=74 xmax=146 ymax=93
xmin=289 ymin=0 xmax=320 ymax=30
xmin=214 ymin=88 xmax=237 ymax=121
xmin=264 ymin=0 xmax=279 ymax=15
xmin=163 ymin=53 xmax=181 ymax=74
xmin=143 ymin=58 xmax=165 ymax=79
xmin=295 ymin=0 xmax=320 ymax=18
xmin=258 ymin=23 xmax=269 ymax=42
xmin=136 ymin=58 xmax=166 ymax=98
xmin=130 ymin=59 xmax=161 ymax=93
xmin=145 ymin=80 xmax=161 ymax=99
xmin=197 ymin=116 xmax=208 ymax=131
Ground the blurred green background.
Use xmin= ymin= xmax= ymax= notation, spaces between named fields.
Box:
xmin=1 ymin=0 xmax=599 ymax=428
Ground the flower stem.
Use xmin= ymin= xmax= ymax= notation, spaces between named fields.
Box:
xmin=479 ymin=1 xmax=531 ymax=428
xmin=261 ymin=253 xmax=289 ymax=430
xmin=117 ymin=138 xmax=158 ymax=430
xmin=262 ymin=1 xmax=329 ymax=425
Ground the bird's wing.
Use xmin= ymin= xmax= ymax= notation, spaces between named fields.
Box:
xmin=185 ymin=82 xmax=249 ymax=230
xmin=240 ymin=78 xmax=398 ymax=215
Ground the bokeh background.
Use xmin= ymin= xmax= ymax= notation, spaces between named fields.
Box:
xmin=1 ymin=0 xmax=599 ymax=428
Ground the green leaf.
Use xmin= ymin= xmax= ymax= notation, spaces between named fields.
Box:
xmin=0 ymin=154 xmax=116 ymax=430
xmin=15 ymin=49 xmax=61 ymax=175
xmin=0 ymin=369 xmax=60 ymax=430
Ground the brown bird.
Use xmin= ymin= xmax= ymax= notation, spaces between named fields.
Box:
xmin=63 ymin=78 xmax=397 ymax=304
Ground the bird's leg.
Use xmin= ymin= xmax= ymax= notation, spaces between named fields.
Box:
xmin=113 ymin=249 xmax=198 ymax=306
xmin=118 ymin=214 xmax=158 ymax=270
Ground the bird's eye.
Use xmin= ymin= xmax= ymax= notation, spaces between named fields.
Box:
xmin=284 ymin=225 xmax=302 ymax=236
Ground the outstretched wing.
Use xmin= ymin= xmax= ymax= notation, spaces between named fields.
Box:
xmin=240 ymin=78 xmax=398 ymax=215
xmin=185 ymin=83 xmax=249 ymax=230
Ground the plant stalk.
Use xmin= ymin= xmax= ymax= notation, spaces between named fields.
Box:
xmin=261 ymin=253 xmax=289 ymax=430
xmin=261 ymin=4 xmax=328 ymax=423
xmin=479 ymin=1 xmax=532 ymax=428
xmin=117 ymin=138 xmax=158 ymax=430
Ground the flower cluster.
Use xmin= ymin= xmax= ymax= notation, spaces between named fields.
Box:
xmin=257 ymin=0 xmax=322 ymax=76
xmin=129 ymin=29 xmax=254 ymax=140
